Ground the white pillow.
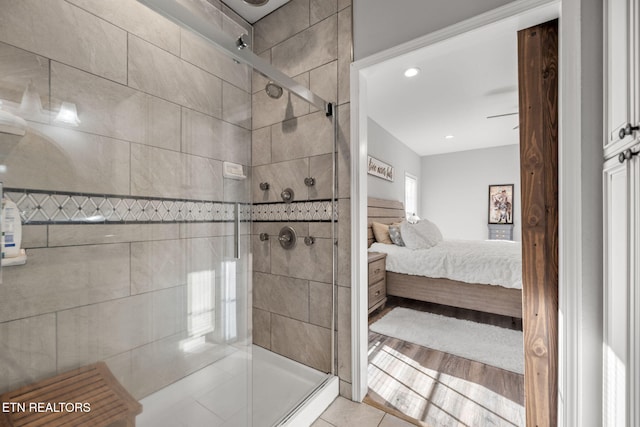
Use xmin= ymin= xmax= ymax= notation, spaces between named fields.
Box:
xmin=400 ymin=219 xmax=443 ymax=249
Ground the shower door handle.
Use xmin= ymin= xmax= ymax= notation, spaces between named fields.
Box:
xmin=234 ymin=203 xmax=240 ymax=259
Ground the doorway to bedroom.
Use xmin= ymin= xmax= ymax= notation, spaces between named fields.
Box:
xmin=355 ymin=4 xmax=559 ymax=426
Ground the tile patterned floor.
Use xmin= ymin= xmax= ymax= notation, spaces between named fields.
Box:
xmin=312 ymin=397 xmax=415 ymax=427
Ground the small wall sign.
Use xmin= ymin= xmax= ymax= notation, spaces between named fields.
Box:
xmin=367 ymin=156 xmax=394 ymax=182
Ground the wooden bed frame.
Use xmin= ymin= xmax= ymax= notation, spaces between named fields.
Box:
xmin=368 ymin=197 xmax=523 ymax=318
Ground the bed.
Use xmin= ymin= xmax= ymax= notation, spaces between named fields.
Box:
xmin=367 ymin=197 xmax=523 ymax=318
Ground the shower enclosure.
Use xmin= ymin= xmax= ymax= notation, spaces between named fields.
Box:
xmin=0 ymin=0 xmax=339 ymax=425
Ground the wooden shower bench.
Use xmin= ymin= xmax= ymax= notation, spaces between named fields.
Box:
xmin=0 ymin=362 xmax=142 ymax=427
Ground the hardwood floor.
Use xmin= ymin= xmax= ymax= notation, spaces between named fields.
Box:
xmin=366 ymin=297 xmax=525 ymax=426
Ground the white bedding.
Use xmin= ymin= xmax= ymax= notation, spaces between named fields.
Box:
xmin=369 ymin=239 xmax=522 ymax=290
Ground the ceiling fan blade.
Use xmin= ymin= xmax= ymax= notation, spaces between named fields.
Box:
xmin=486 ymin=112 xmax=519 ymax=119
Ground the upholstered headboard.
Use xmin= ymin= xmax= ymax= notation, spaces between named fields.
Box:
xmin=367 ymin=197 xmax=405 ymax=247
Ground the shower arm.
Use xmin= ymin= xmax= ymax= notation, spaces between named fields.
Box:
xmin=136 ymin=0 xmax=333 ymax=116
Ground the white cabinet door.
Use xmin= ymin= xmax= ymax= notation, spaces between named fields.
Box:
xmin=603 ymin=156 xmax=630 ymax=426
xmin=603 ymin=149 xmax=640 ymax=426
xmin=605 ymin=0 xmax=639 ymax=157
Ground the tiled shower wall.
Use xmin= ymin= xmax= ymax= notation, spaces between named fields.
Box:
xmin=0 ymin=0 xmax=253 ymax=399
xmin=250 ymin=0 xmax=353 ymax=397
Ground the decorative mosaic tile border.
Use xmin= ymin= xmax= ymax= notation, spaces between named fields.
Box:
xmin=4 ymin=189 xmax=249 ymax=224
xmin=3 ymin=189 xmax=337 ymax=224
xmin=252 ymin=200 xmax=337 ymax=222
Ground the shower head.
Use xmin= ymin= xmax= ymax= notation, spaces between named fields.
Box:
xmin=243 ymin=0 xmax=269 ymax=6
xmin=265 ymin=81 xmax=283 ymax=99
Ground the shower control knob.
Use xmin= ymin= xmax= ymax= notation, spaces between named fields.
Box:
xmin=278 ymin=226 xmax=297 ymax=249
xmin=281 ymin=188 xmax=294 ymax=203
xmin=259 ymin=182 xmax=270 ymax=191
xmin=304 ymin=177 xmax=316 ymax=187
xmin=304 ymin=236 xmax=315 ymax=246
xmin=259 ymin=233 xmax=269 ymax=241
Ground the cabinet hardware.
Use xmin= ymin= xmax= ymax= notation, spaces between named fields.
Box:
xmin=374 ymin=268 xmax=381 ymax=274
xmin=618 ymin=123 xmax=640 ymax=140
xmin=375 ymin=290 xmax=380 ymax=296
xmin=618 ymin=148 xmax=639 ymax=163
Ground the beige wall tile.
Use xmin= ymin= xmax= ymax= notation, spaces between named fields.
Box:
xmin=339 ymin=379 xmax=352 ymax=398
xmin=338 ymin=7 xmax=352 ymax=105
xmin=309 ymin=281 xmax=332 ymax=328
xmin=272 ymin=16 xmax=337 ymax=77
xmin=252 ymin=235 xmax=271 ymax=273
xmin=253 ymin=308 xmax=271 ymax=349
xmin=22 ymin=225 xmax=47 ymax=248
xmin=309 ymin=223 xmax=332 ymax=239
xmin=131 ymin=239 xmax=186 ymax=294
xmin=271 ymin=314 xmax=331 ymax=372
xmin=252 ymin=127 xmax=271 ymax=166
xmin=254 ymin=272 xmax=309 ymax=322
xmin=252 ymin=50 xmax=272 ymax=94
xmin=310 ymin=0 xmax=338 ymax=25
xmin=131 ymin=143 xmax=224 ymax=200
xmin=252 ymin=75 xmax=310 ymax=130
xmin=48 ymin=224 xmax=179 ymax=247
xmin=67 ymin=0 xmax=181 ymax=55
xmin=0 ymin=314 xmax=56 ymax=394
xmin=222 ymin=82 xmax=251 ymax=130
xmin=57 ymin=286 xmax=187 ymax=372
xmin=128 ymin=35 xmax=222 ymax=118
xmin=271 ymin=111 xmax=334 ymax=163
xmin=270 ymin=236 xmax=332 ymax=283
xmin=182 ymin=107 xmax=250 ymax=165
xmin=180 ymin=222 xmax=234 ymax=239
xmin=338 ymin=0 xmax=352 ymax=11
xmin=254 ymin=0 xmax=310 ymax=54
xmin=0 ymin=42 xmax=49 ymax=113
xmin=51 ymin=61 xmax=181 ymax=150
xmin=252 ymin=158 xmax=309 ymax=203
xmin=180 ymin=30 xmax=251 ymax=92
xmin=337 ymin=285 xmax=351 ymax=382
xmin=0 ymin=244 xmax=130 ymax=323
xmin=1 ymin=122 xmax=130 ymax=195
xmin=337 ymin=104 xmax=351 ymax=198
xmin=252 ymin=222 xmax=310 ymax=237
xmin=310 ymin=61 xmax=338 ymax=111
xmin=0 ymin=0 xmax=127 ymax=83
xmin=338 ymin=198 xmax=351 ymax=287
xmin=309 ymin=153 xmax=334 ymax=200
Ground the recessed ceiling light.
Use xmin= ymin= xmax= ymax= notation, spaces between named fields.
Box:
xmin=404 ymin=67 xmax=420 ymax=78
xmin=445 ymin=135 xmax=454 ymax=139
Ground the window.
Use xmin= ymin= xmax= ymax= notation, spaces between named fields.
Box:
xmin=405 ymin=173 xmax=418 ymax=219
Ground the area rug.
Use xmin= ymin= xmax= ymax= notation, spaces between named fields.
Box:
xmin=370 ymin=307 xmax=524 ymax=374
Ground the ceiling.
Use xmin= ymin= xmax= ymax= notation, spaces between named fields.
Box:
xmin=222 ymin=0 xmax=290 ymax=23
xmin=365 ymin=4 xmax=559 ymax=157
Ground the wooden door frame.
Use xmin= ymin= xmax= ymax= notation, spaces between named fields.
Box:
xmin=349 ymin=0 xmax=600 ymax=425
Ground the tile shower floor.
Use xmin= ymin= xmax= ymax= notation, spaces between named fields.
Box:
xmin=137 ymin=345 xmax=327 ymax=427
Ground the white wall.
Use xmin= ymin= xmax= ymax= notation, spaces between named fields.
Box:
xmin=353 ymin=0 xmax=514 ymax=59
xmin=367 ymin=118 xmax=421 ymax=210
xmin=421 ymin=145 xmax=521 ymax=240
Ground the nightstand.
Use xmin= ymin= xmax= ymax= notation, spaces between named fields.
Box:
xmin=488 ymin=224 xmax=514 ymax=240
xmin=368 ymin=252 xmax=387 ymax=314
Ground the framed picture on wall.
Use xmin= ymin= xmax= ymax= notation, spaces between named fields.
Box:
xmin=488 ymin=184 xmax=514 ymax=224
xmin=367 ymin=156 xmax=394 ymax=181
